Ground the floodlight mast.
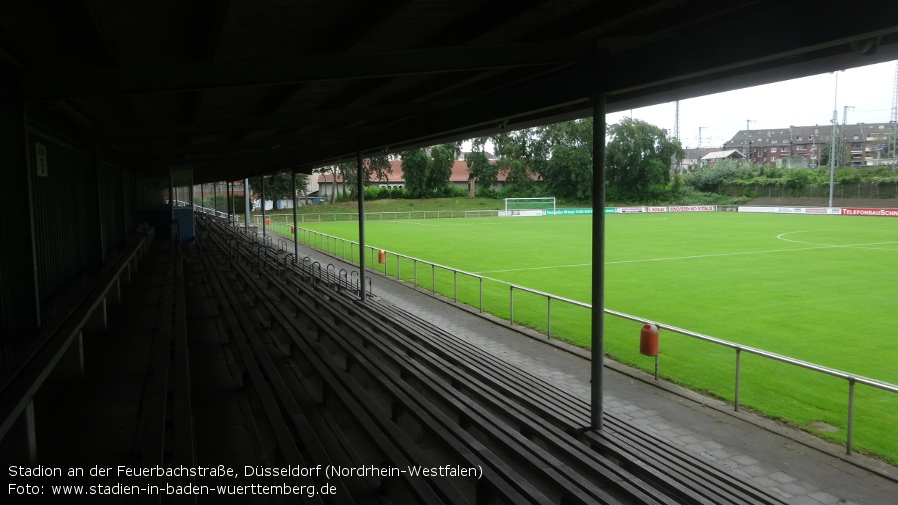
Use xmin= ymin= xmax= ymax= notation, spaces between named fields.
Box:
xmin=828 ymin=72 xmax=839 ymax=209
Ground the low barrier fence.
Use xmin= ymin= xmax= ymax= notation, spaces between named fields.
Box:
xmin=286 ymin=222 xmax=898 ymax=457
xmin=255 ymin=209 xmax=499 ymax=226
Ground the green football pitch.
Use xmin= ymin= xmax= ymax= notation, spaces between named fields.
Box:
xmin=272 ymin=211 xmax=898 ymax=462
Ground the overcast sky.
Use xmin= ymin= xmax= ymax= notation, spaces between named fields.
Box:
xmin=606 ymin=59 xmax=898 ymax=150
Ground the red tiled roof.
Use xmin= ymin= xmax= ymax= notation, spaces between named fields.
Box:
xmin=317 ymin=159 xmax=543 ymax=184
xmin=319 ymin=160 xmax=478 ymax=183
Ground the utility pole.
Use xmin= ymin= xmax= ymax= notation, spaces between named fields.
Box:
xmin=673 ymin=101 xmax=680 ymax=143
xmin=891 ymin=61 xmax=898 ymax=158
xmin=698 ymin=126 xmax=706 ymax=165
xmin=842 ymin=105 xmax=854 ymax=126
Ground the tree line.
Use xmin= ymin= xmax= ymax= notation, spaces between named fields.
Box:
xmin=248 ymin=117 xmax=689 ymax=204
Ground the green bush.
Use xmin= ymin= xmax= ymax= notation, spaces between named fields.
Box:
xmin=437 ymin=185 xmax=468 ymax=198
xmin=476 ymin=187 xmax=500 ymax=199
xmin=201 ymin=194 xmax=245 ymax=213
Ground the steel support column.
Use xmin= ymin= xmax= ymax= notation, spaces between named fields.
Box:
xmin=260 ymin=177 xmax=266 ymax=240
xmin=591 ymin=96 xmax=607 ymax=430
xmin=244 ymin=178 xmax=250 ymax=230
xmin=291 ymin=169 xmax=299 ymax=260
xmin=356 ymin=151 xmax=367 ymax=301
xmin=226 ymin=181 xmax=232 ymax=224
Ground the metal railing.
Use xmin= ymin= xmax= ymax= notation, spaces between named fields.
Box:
xmin=254 ymin=209 xmax=499 ymax=226
xmin=0 ymin=226 xmax=154 ymax=462
xmin=605 ymin=309 xmax=898 ymax=456
xmin=200 ymin=215 xmax=372 ymax=297
xmin=291 ymin=224 xmax=898 ymax=456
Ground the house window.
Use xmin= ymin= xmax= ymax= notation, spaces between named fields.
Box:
xmin=770 ymin=157 xmax=776 ymax=162
xmin=781 ymin=145 xmax=789 ymax=152
xmin=796 ymin=136 xmax=803 ymax=141
xmin=771 ymin=139 xmax=778 ymax=144
xmin=852 ymin=135 xmax=860 ymax=140
xmin=796 ymin=144 xmax=805 ymax=150
xmin=770 ymin=147 xmax=777 ymax=153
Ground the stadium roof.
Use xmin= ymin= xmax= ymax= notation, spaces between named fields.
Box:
xmin=3 ymin=1 xmax=898 ymax=183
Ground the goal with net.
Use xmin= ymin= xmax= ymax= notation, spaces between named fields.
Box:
xmin=501 ymin=197 xmax=556 ymax=217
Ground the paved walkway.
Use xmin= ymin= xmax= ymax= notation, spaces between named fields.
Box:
xmin=279 ymin=234 xmax=898 ymax=505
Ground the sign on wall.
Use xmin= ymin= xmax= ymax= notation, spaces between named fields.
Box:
xmin=35 ymin=142 xmax=48 ymax=177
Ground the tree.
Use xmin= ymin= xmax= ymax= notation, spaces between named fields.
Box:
xmin=338 ymin=154 xmax=393 ymax=197
xmin=465 ymin=137 xmax=497 ymax=195
xmin=401 ymin=148 xmax=430 ymax=198
xmin=543 ymin=118 xmax=593 ymax=200
xmin=248 ymin=171 xmax=309 ymax=201
xmin=492 ymin=126 xmax=549 ymax=195
xmin=400 ymin=143 xmax=460 ymax=198
xmin=605 ymin=117 xmax=683 ymax=200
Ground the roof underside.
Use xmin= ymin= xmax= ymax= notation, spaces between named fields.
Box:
xmin=3 ymin=0 xmax=898 ymax=183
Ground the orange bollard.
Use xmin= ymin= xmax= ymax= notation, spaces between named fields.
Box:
xmin=378 ymin=249 xmax=386 ymax=264
xmin=639 ymin=323 xmax=659 ymax=356
xmin=265 ymin=218 xmax=270 ymax=226
xmin=290 ymin=225 xmax=295 ymax=235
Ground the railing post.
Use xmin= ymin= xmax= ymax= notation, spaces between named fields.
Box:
xmin=431 ymin=265 xmax=435 ymax=293
xmin=454 ymin=270 xmax=458 ymax=302
xmin=847 ymin=378 xmax=856 ymax=455
xmin=479 ymin=278 xmax=483 ymax=312
xmin=735 ymin=347 xmax=742 ymax=412
xmin=510 ymin=286 xmax=514 ymax=324
xmin=397 ymin=255 xmax=401 ymax=280
xmin=414 ymin=260 xmax=418 ymax=287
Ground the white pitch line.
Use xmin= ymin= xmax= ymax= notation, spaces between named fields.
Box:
xmin=474 ymin=263 xmax=592 ymax=274
xmin=479 ymin=240 xmax=896 ymax=274
xmin=469 ymin=230 xmax=898 ymax=277
xmin=776 ymin=230 xmax=898 ymax=250
xmin=380 ymin=220 xmax=438 ymax=227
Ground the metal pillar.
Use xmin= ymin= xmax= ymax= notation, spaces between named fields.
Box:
xmin=261 ymin=176 xmax=266 ymax=240
xmin=226 ymin=181 xmax=232 ymax=224
xmin=356 ymin=151 xmax=367 ymax=301
xmin=244 ymin=178 xmax=250 ymax=230
xmin=291 ymin=169 xmax=299 ymax=260
xmin=591 ymin=96 xmax=607 ymax=430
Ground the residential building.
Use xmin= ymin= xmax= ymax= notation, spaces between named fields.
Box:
xmin=724 ymin=122 xmax=895 ymax=167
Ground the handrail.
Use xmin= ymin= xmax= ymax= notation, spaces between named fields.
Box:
xmin=292 ymin=223 xmax=898 ymax=456
xmin=0 ymin=230 xmax=152 ymax=454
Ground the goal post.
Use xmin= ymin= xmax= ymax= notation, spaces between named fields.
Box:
xmin=502 ymin=197 xmax=556 ymax=217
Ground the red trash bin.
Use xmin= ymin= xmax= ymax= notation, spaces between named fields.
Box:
xmin=640 ymin=323 xmax=659 ymax=356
